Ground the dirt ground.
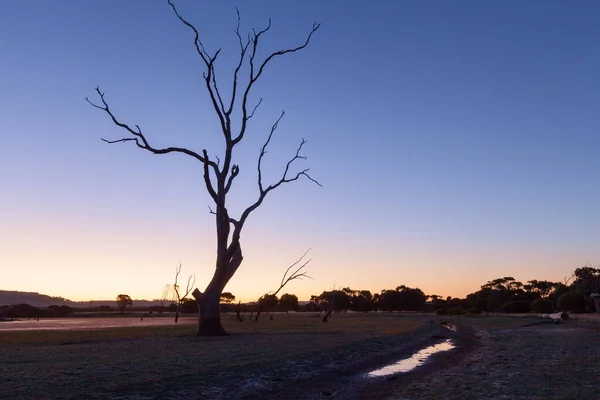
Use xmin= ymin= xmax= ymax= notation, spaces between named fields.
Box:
xmin=380 ymin=315 xmax=600 ymax=400
xmin=1 ymin=313 xmax=599 ymax=400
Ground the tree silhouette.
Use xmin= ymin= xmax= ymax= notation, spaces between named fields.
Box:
xmin=86 ymin=1 xmax=321 ymax=336
xmin=116 ymin=294 xmax=132 ymax=315
xmin=278 ymin=293 xmax=299 ymax=312
xmin=172 ymin=262 xmax=195 ymax=323
xmin=254 ymin=250 xmax=311 ymax=321
xmin=220 ymin=292 xmax=236 ymax=305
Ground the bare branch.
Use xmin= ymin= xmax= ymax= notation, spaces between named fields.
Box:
xmin=211 ymin=66 xmax=227 ymax=117
xmin=169 ymin=0 xmax=228 ymax=137
xmin=202 ymin=149 xmax=218 ymax=202
xmin=86 ymin=87 xmax=215 ymax=165
xmin=224 ymin=165 xmax=240 ymax=194
xmin=254 ymin=249 xmax=312 ymax=321
xmin=254 ymin=22 xmax=320 ymax=87
xmin=184 ymin=273 xmax=196 ymax=300
xmin=226 ymin=7 xmax=252 ymax=117
xmin=172 ymin=260 xmax=195 ymax=323
xmin=234 ymin=114 xmax=321 ymax=234
xmin=233 ymin=20 xmax=320 ymax=145
xmin=279 ymin=248 xmax=313 ymax=289
xmin=168 ymin=0 xmax=212 ymax=64
xmin=257 ymin=111 xmax=285 ymax=193
xmin=247 ymin=98 xmax=263 ymax=121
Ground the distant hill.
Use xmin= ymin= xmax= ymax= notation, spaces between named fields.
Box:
xmin=0 ymin=291 xmax=165 ymax=308
xmin=0 ymin=290 xmax=75 ymax=307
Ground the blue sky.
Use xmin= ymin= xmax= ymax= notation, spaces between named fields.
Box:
xmin=1 ymin=0 xmax=599 ymax=302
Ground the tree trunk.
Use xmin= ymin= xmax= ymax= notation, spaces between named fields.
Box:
xmin=197 ymin=289 xmax=226 ymax=336
xmin=193 ymin=227 xmax=242 ymax=336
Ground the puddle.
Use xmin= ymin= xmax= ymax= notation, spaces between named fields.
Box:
xmin=365 ymin=339 xmax=455 ymax=378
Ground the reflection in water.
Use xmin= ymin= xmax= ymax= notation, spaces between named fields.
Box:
xmin=366 ymin=339 xmax=455 ymax=378
xmin=440 ymin=322 xmax=457 ymax=331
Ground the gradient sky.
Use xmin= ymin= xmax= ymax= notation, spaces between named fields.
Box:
xmin=2 ymin=0 xmax=600 ymax=303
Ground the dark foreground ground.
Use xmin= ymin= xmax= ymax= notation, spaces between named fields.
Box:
xmin=1 ymin=313 xmax=599 ymax=399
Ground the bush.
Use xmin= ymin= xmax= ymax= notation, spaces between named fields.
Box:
xmin=474 ymin=299 xmax=488 ymax=312
xmin=447 ymin=307 xmax=467 ymax=316
xmin=498 ymin=300 xmax=530 ymax=313
xmin=557 ymin=291 xmax=586 ymax=313
xmin=7 ymin=304 xmax=39 ymax=318
xmin=467 ymin=307 xmax=482 ymax=314
xmin=530 ymin=298 xmax=554 ymax=314
xmin=436 ymin=308 xmax=448 ymax=315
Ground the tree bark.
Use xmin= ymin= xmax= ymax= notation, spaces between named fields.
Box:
xmin=195 ymin=287 xmax=226 ymax=336
xmin=194 ymin=255 xmax=235 ymax=336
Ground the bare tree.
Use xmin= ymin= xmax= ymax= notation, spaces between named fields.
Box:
xmin=173 ymin=262 xmax=195 ymax=323
xmin=86 ymin=1 xmax=320 ymax=336
xmin=159 ymin=284 xmax=172 ymax=312
xmin=254 ymin=250 xmax=311 ymax=321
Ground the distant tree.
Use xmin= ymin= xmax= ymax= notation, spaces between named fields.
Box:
xmin=180 ymin=298 xmax=198 ymax=314
xmin=220 ymin=292 xmax=236 ymax=304
xmin=172 ymin=262 xmax=196 ymax=323
xmin=557 ymin=291 xmax=586 ymax=313
xmin=7 ymin=304 xmax=38 ymax=319
xmin=278 ymin=293 xmax=299 ymax=312
xmin=498 ymin=300 xmax=530 ymax=313
xmin=48 ymin=305 xmax=73 ymax=317
xmin=258 ymin=294 xmax=279 ymax=312
xmin=524 ymin=280 xmax=556 ymax=298
xmin=427 ymin=295 xmax=448 ymax=310
xmin=571 ymin=266 xmax=600 ymax=297
xmin=86 ymin=0 xmax=321 ymax=337
xmin=314 ymin=289 xmax=351 ymax=313
xmin=377 ymin=286 xmax=426 ymax=312
xmin=530 ymin=298 xmax=554 ymax=314
xmin=116 ymin=294 xmax=133 ymax=315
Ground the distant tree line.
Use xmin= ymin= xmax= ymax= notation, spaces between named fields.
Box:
xmin=0 ymin=304 xmax=73 ymax=319
xmin=3 ymin=266 xmax=597 ymax=320
xmin=439 ymin=266 xmax=600 ymax=315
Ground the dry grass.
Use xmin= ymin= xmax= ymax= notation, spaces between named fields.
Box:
xmin=1 ymin=313 xmax=427 ymax=400
xmin=0 ymin=313 xmax=420 ymax=344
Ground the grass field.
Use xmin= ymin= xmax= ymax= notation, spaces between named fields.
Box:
xmin=0 ymin=312 xmax=421 ymax=344
xmin=8 ymin=313 xmax=597 ymax=399
xmin=1 ymin=313 xmax=433 ymax=399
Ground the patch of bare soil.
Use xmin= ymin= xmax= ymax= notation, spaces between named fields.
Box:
xmin=256 ymin=316 xmax=600 ymax=400
xmin=376 ymin=316 xmax=600 ymax=400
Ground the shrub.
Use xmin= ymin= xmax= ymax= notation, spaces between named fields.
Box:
xmin=7 ymin=304 xmax=39 ymax=318
xmin=435 ymin=308 xmax=448 ymax=315
xmin=447 ymin=307 xmax=467 ymax=316
xmin=474 ymin=299 xmax=488 ymax=312
xmin=467 ymin=307 xmax=482 ymax=314
xmin=530 ymin=298 xmax=554 ymax=314
xmin=498 ymin=300 xmax=530 ymax=313
xmin=557 ymin=291 xmax=586 ymax=313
